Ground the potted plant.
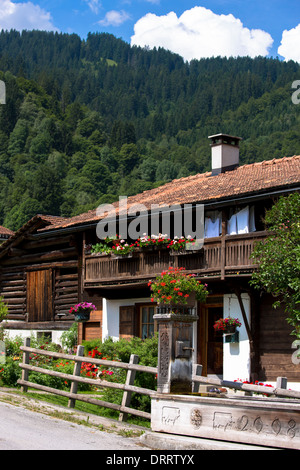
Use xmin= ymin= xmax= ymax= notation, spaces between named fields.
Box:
xmin=69 ymin=302 xmax=96 ymax=322
xmin=149 ymin=267 xmax=208 ymax=314
xmin=136 ymin=234 xmax=170 ymax=251
xmin=111 ymin=240 xmax=136 ymax=258
xmin=167 ymin=236 xmax=196 ymax=254
xmin=90 ymin=241 xmax=112 ymax=256
xmin=213 ymin=317 xmax=242 ymax=334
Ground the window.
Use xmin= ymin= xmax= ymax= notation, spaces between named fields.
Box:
xmin=204 ymin=211 xmax=222 ymax=238
xmin=140 ymin=305 xmax=156 ymax=339
xmin=119 ymin=304 xmax=157 ymax=340
xmin=227 ymin=205 xmax=256 ymax=235
xmin=36 ymin=331 xmax=52 ymax=342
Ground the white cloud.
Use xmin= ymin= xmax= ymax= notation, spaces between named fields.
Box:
xmin=83 ymin=0 xmax=101 ymax=15
xmin=0 ymin=0 xmax=58 ymax=31
xmin=98 ymin=10 xmax=131 ymax=27
xmin=278 ymin=24 xmax=300 ymax=63
xmin=131 ymin=6 xmax=273 ymax=61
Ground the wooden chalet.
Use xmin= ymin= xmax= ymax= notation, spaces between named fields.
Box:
xmin=1 ymin=134 xmax=300 ymax=386
xmin=0 ymin=214 xmax=81 ymax=343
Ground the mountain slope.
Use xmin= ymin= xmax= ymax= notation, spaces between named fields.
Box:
xmin=0 ymin=31 xmax=299 ymax=230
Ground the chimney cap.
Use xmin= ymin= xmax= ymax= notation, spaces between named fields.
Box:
xmin=208 ymin=133 xmax=242 ymax=146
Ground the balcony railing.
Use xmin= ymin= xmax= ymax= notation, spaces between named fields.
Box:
xmin=84 ymin=231 xmax=267 ymax=287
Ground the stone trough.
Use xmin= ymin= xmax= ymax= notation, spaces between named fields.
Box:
xmin=153 ymin=308 xmax=300 ymax=450
xmin=151 ymin=393 xmax=300 ymax=450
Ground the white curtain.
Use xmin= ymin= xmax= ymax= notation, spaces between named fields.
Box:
xmin=227 ymin=206 xmax=256 ymax=235
xmin=204 ymin=211 xmax=222 ymax=238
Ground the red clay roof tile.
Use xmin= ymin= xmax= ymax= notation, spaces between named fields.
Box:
xmin=39 ymin=155 xmax=300 ymax=232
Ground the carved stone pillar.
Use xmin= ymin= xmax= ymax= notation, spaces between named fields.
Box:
xmin=154 ymin=308 xmax=198 ymax=394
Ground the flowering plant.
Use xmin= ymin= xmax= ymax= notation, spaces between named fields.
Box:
xmin=136 ymin=233 xmax=169 ymax=248
xmin=213 ymin=317 xmax=242 ymax=332
xmin=90 ymin=234 xmax=197 ymax=255
xmin=111 ymin=240 xmax=135 ymax=255
xmin=149 ymin=266 xmax=208 ymax=306
xmin=69 ymin=302 xmax=96 ymax=315
xmin=167 ymin=236 xmax=195 ymax=252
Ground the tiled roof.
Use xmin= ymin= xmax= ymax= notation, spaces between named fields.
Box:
xmin=0 ymin=214 xmax=69 ymax=253
xmin=0 ymin=225 xmax=14 ymax=236
xmin=40 ymin=155 xmax=300 ymax=232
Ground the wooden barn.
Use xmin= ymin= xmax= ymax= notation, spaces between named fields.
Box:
xmin=1 ymin=134 xmax=299 ymax=386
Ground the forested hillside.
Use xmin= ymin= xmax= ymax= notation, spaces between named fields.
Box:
xmin=0 ymin=30 xmax=300 ymax=230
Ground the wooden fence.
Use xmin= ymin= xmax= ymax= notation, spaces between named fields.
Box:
xmin=192 ymin=364 xmax=300 ymax=399
xmin=17 ymin=339 xmax=300 ymax=425
xmin=17 ymin=338 xmax=158 ymax=421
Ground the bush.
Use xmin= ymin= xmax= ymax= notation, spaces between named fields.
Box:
xmin=82 ymin=335 xmax=158 ymax=412
xmin=0 ymin=357 xmax=22 ymax=387
xmin=0 ymin=333 xmax=159 ymax=415
xmin=60 ymin=323 xmax=78 ymax=352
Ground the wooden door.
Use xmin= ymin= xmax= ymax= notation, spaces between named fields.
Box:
xmin=27 ymin=270 xmax=53 ymax=322
xmin=198 ymin=297 xmax=223 ymax=376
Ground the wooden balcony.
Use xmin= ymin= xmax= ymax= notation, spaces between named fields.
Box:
xmin=83 ymin=231 xmax=267 ymax=288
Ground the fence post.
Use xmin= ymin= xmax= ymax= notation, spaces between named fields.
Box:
xmin=119 ymin=354 xmax=139 ymax=422
xmin=68 ymin=345 xmax=84 ymax=409
xmin=20 ymin=337 xmax=31 ymax=393
xmin=192 ymin=364 xmax=203 ymax=393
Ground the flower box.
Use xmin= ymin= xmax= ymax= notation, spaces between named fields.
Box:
xmin=224 ymin=330 xmax=239 ymax=343
xmin=74 ymin=309 xmax=91 ymax=322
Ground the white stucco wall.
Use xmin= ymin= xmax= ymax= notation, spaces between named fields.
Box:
xmin=3 ymin=326 xmax=64 ymax=345
xmin=223 ymin=293 xmax=251 ymax=382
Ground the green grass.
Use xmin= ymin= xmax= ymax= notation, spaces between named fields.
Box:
xmin=23 ymin=390 xmax=150 ymax=428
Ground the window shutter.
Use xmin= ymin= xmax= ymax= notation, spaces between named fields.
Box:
xmin=119 ymin=306 xmax=135 ymax=339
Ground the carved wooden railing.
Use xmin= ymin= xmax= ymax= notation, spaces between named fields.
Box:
xmin=84 ymin=231 xmax=267 ymax=287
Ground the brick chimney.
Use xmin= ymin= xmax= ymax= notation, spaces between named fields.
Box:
xmin=208 ymin=133 xmax=242 ymax=176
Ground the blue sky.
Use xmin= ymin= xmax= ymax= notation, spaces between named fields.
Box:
xmin=0 ymin=0 xmax=300 ymax=62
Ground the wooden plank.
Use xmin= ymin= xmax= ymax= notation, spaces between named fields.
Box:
xmin=19 ymin=363 xmax=157 ymax=397
xmin=192 ymin=373 xmax=300 ymax=399
xmin=20 ymin=337 xmax=31 ymax=393
xmin=68 ymin=345 xmax=84 ymax=409
xmin=17 ymin=380 xmax=151 ymax=420
xmin=119 ymin=354 xmax=139 ymax=422
xmin=19 ymin=345 xmax=158 ymax=374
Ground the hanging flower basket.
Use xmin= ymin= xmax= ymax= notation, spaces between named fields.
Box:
xmin=213 ymin=317 xmax=242 ymax=334
xmin=69 ymin=302 xmax=96 ymax=322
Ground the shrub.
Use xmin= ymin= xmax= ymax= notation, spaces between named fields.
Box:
xmin=0 ymin=357 xmax=21 ymax=387
xmin=60 ymin=323 xmax=78 ymax=352
xmin=82 ymin=335 xmax=158 ymax=412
